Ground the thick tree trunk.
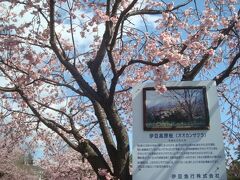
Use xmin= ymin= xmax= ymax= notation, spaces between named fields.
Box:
xmin=102 ymin=104 xmax=131 ymax=180
xmin=76 ymin=140 xmax=112 ymax=180
xmin=117 ymin=156 xmax=131 ymax=180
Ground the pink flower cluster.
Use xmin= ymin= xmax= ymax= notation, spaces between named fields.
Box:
xmin=98 ymin=169 xmax=114 ymax=180
xmin=154 ymin=65 xmax=169 ymax=93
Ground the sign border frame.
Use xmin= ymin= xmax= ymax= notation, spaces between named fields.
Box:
xmin=143 ymin=86 xmax=210 ymax=131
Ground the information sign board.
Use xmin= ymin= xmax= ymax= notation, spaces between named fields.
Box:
xmin=132 ymin=81 xmax=227 ymax=180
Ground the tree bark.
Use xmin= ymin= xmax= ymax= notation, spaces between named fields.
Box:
xmin=102 ymin=104 xmax=130 ymax=179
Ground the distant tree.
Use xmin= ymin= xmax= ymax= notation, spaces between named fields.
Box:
xmin=163 ymin=88 xmax=206 ymax=122
xmin=26 ymin=153 xmax=34 ymax=165
xmin=38 ymin=136 xmax=99 ymax=180
xmin=0 ymin=139 xmax=38 ymax=179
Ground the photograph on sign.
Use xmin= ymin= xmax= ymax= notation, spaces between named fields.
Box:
xmin=143 ymin=86 xmax=210 ymax=131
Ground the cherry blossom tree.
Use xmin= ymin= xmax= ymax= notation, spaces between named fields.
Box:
xmin=38 ymin=136 xmax=97 ymax=180
xmin=0 ymin=0 xmax=239 ymax=179
xmin=0 ymin=138 xmax=39 ymax=179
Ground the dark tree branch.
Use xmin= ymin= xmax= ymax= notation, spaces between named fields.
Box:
xmin=110 ymin=0 xmax=139 ymax=51
xmin=220 ymin=91 xmax=240 ymax=111
xmin=41 ymin=77 xmax=86 ymax=96
xmin=108 ymin=58 xmax=169 ymax=102
xmin=107 ymin=1 xmax=192 ymax=100
xmin=49 ymin=0 xmax=100 ymax=102
xmin=214 ymin=51 xmax=240 ymax=85
xmin=182 ymin=53 xmax=211 ymax=81
xmin=49 ymin=1 xmax=112 ymax=178
xmin=87 ymin=32 xmax=110 ymax=101
xmin=34 ymin=100 xmax=72 ymax=120
xmin=127 ymin=0 xmax=192 ymax=17
xmin=19 ymin=85 xmax=112 ymax=177
xmin=102 ymin=103 xmax=130 ymax=178
xmin=106 ymin=0 xmax=111 ymax=16
xmin=67 ymin=1 xmax=77 ymax=66
xmin=0 ymin=34 xmax=51 ymax=49
xmin=14 ymin=0 xmax=49 ymax=23
xmin=107 ymin=50 xmax=117 ymax=76
xmin=0 ymin=86 xmax=17 ymax=92
xmin=92 ymin=101 xmax=118 ymax=172
xmin=182 ymin=14 xmax=240 ymax=81
xmin=111 ymin=0 xmax=122 ymax=17
xmin=17 ymin=87 xmax=78 ymax=150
